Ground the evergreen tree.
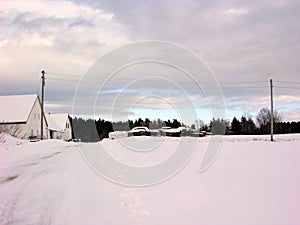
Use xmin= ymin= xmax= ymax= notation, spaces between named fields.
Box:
xmin=240 ymin=116 xmax=247 ymax=134
xmin=231 ymin=117 xmax=241 ymax=134
xmin=247 ymin=117 xmax=257 ymax=134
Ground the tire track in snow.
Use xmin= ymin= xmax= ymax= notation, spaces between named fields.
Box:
xmin=0 ymin=149 xmax=72 ymax=225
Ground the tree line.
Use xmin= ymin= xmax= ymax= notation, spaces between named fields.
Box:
xmin=228 ymin=108 xmax=300 ymax=135
xmin=70 ymin=108 xmax=300 ymax=141
xmin=209 ymin=108 xmax=300 ymax=135
xmin=70 ymin=117 xmax=185 ymax=141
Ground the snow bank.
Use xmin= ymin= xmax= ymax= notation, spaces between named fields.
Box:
xmin=0 ymin=134 xmax=299 ymax=225
xmin=109 ymin=131 xmax=128 ymax=139
xmin=222 ymin=133 xmax=300 ymax=142
xmin=0 ymin=133 xmax=27 ymax=150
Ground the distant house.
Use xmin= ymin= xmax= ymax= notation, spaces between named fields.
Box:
xmin=46 ymin=113 xmax=72 ymax=141
xmin=0 ymin=94 xmax=48 ymax=139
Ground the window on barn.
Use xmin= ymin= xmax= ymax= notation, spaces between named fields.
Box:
xmin=34 ymin=113 xmax=36 ymax=119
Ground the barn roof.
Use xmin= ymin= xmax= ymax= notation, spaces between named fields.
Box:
xmin=46 ymin=113 xmax=69 ymax=131
xmin=0 ymin=94 xmax=39 ymax=123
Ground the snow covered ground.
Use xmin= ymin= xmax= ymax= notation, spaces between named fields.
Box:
xmin=0 ymin=133 xmax=299 ymax=225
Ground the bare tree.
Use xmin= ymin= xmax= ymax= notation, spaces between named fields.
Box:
xmin=256 ymin=108 xmax=281 ymax=133
xmin=195 ymin=119 xmax=205 ymax=130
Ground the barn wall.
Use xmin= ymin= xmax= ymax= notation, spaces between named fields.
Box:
xmin=63 ymin=117 xmax=72 ymax=141
xmin=26 ymin=98 xmax=48 ymax=139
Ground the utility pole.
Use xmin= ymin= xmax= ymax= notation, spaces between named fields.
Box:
xmin=270 ymin=78 xmax=274 ymax=141
xmin=41 ymin=70 xmax=45 ymax=140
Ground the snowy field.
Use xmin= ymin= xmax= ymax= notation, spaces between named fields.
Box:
xmin=0 ymin=134 xmax=299 ymax=225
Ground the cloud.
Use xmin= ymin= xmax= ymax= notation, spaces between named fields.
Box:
xmin=0 ymin=1 xmax=113 ymax=23
xmin=221 ymin=94 xmax=300 ymax=122
xmin=223 ymin=7 xmax=248 ymax=16
xmin=0 ymin=0 xmax=300 ymax=123
xmin=0 ymin=0 xmax=128 ymax=97
xmin=282 ymin=108 xmax=300 ymax=122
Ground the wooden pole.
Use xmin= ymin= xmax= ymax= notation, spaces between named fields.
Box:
xmin=41 ymin=70 xmax=45 ymax=140
xmin=270 ymin=79 xmax=274 ymax=141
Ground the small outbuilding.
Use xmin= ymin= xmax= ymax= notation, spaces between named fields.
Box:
xmin=46 ymin=113 xmax=72 ymax=141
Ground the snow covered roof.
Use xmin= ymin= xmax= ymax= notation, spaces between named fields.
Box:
xmin=0 ymin=94 xmax=39 ymax=123
xmin=46 ymin=113 xmax=69 ymax=131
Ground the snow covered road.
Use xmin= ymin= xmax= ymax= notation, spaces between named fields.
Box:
xmin=0 ymin=134 xmax=300 ymax=225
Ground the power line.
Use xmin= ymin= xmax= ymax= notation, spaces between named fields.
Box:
xmin=47 ymin=71 xmax=82 ymax=77
xmin=46 ymin=71 xmax=299 ymax=85
xmin=46 ymin=77 xmax=272 ymax=90
xmin=46 ymin=78 xmax=270 ymax=89
xmin=45 ymin=72 xmax=300 ymax=91
xmin=47 ymin=75 xmax=80 ymax=80
xmin=220 ymin=81 xmax=268 ymax=84
xmin=274 ymin=86 xmax=300 ymax=90
xmin=274 ymin=80 xmax=300 ymax=85
xmin=46 ymin=77 xmax=79 ymax=82
xmin=46 ymin=75 xmax=268 ymax=85
xmin=221 ymin=86 xmax=269 ymax=89
xmin=46 ymin=71 xmax=269 ymax=84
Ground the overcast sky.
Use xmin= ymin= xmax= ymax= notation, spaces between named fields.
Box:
xmin=0 ymin=0 xmax=299 ymax=124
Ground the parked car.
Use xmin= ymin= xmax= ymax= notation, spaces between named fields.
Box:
xmin=128 ymin=127 xmax=151 ymax=136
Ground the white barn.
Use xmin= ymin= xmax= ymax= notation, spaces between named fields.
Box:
xmin=46 ymin=113 xmax=72 ymax=141
xmin=0 ymin=94 xmax=48 ymax=139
